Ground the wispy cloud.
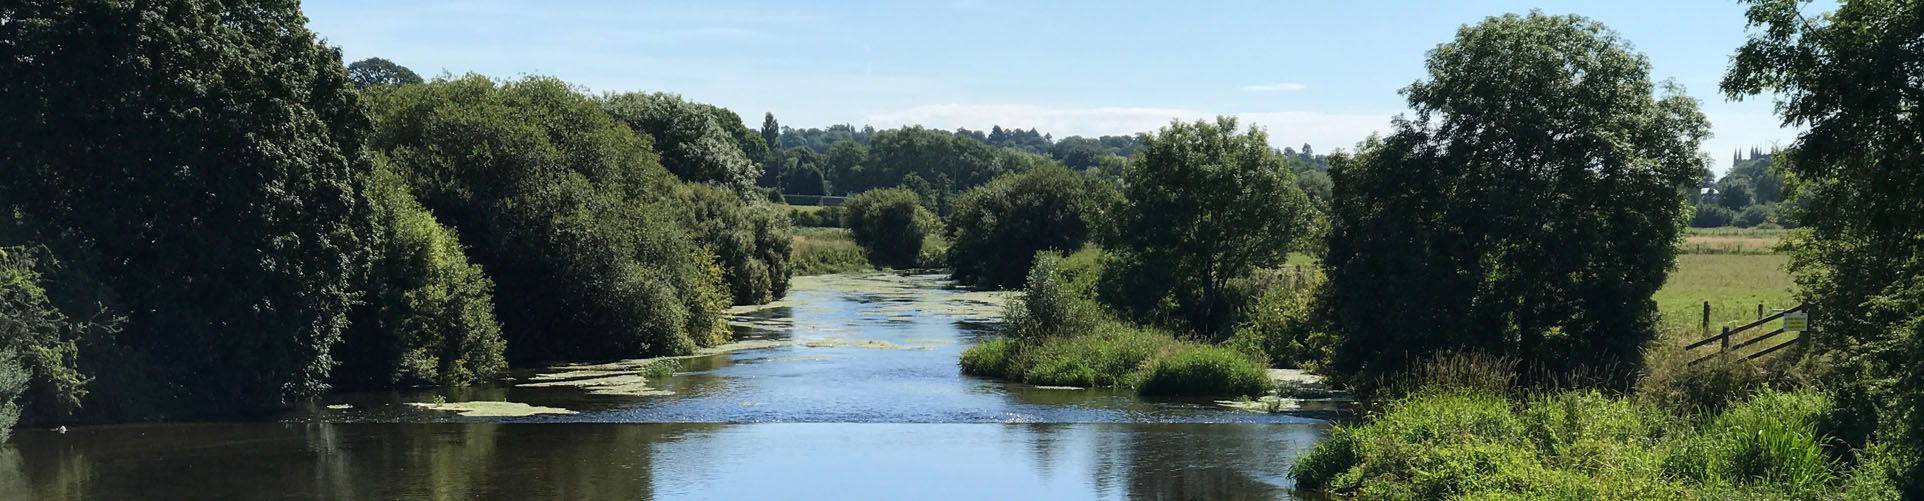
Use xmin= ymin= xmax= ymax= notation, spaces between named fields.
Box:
xmin=864 ymin=104 xmax=1390 ymax=151
xmin=1240 ymin=82 xmax=1309 ymax=92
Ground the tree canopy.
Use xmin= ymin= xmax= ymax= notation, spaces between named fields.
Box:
xmin=1105 ymin=117 xmax=1319 ymax=336
xmin=1321 ymin=13 xmax=1709 ymax=390
xmin=1724 ymin=0 xmax=1924 ymax=492
xmin=348 ymin=57 xmax=424 ymax=89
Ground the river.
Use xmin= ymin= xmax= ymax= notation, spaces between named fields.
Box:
xmin=0 ymin=273 xmax=1334 ymax=500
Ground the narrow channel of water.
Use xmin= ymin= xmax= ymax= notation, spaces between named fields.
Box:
xmin=0 ymin=272 xmax=1334 ymax=499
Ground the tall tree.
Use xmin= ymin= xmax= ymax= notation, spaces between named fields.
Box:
xmin=0 ymin=0 xmax=375 ymax=414
xmin=1107 ymin=117 xmax=1318 ymax=336
xmin=1724 ymin=0 xmax=1924 ymax=492
xmin=1322 ymin=13 xmax=1708 ymax=390
xmin=347 ymin=57 xmax=423 ymax=89
xmin=760 ymin=113 xmax=781 ymax=153
xmin=602 ymin=92 xmax=760 ymax=195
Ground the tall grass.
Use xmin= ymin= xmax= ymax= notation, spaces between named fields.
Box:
xmin=1289 ymin=384 xmax=1873 ymax=499
xmin=790 ymin=227 xmax=871 ymax=275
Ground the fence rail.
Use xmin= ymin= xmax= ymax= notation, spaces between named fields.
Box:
xmin=1687 ymin=302 xmax=1810 ymax=366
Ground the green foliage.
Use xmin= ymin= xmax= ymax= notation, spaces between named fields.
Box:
xmin=789 ymin=227 xmax=871 ymax=276
xmin=678 ymin=184 xmax=794 ymax=305
xmin=364 ymin=76 xmax=728 ymax=362
xmin=961 ymin=249 xmax=1269 ymax=397
xmin=1323 ymin=13 xmax=1709 ymax=392
xmin=947 ymin=165 xmax=1117 ymax=289
xmin=1224 ymin=268 xmax=1328 ymax=369
xmin=1690 ymin=204 xmax=1736 ymax=228
xmin=0 ymin=348 xmax=23 ymax=440
xmin=840 ymin=126 xmax=1057 ymax=197
xmin=1106 ymin=117 xmax=1318 ymax=336
xmin=840 ymin=188 xmax=939 ymax=269
xmin=1291 ymin=386 xmax=1876 ymax=499
xmin=1724 ymin=1 xmax=1924 ymax=492
xmin=601 ymin=92 xmax=761 ymax=195
xmin=1137 ymin=346 xmax=1269 ymax=397
xmin=0 ymin=0 xmax=373 ymax=414
xmin=786 ymin=205 xmax=843 ymax=228
xmin=334 ymin=165 xmax=507 ymax=389
xmin=0 ymin=247 xmax=106 ymax=437
xmin=347 ymin=57 xmax=423 ymax=89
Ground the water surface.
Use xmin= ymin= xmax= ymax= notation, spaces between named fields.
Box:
xmin=0 ymin=272 xmax=1334 ymax=499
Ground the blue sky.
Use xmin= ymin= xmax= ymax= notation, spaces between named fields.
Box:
xmin=307 ymin=0 xmax=1802 ymax=175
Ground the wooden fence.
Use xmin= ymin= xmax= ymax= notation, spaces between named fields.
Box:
xmin=1685 ymin=302 xmax=1811 ymax=366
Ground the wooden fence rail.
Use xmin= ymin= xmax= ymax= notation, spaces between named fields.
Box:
xmin=1687 ymin=302 xmax=1810 ymax=366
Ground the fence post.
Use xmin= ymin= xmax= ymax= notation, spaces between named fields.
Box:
xmin=1721 ymin=326 xmax=1730 ymax=354
xmin=1757 ymin=304 xmax=1764 ymax=320
xmin=1702 ymin=301 xmax=1710 ymax=336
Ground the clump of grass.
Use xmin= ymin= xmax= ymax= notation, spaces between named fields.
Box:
xmin=1137 ymin=345 xmax=1269 ymax=396
xmin=790 ymin=227 xmax=871 ymax=275
xmin=1289 ymin=384 xmax=1878 ymax=498
xmin=1637 ymin=345 xmax=1808 ymax=416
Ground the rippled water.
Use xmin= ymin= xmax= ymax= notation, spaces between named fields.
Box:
xmin=0 ymin=272 xmax=1337 ymax=500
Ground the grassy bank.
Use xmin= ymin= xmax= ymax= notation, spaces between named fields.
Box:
xmin=958 ymin=249 xmax=1272 ymax=397
xmin=790 ymin=227 xmax=871 ymax=275
xmin=1290 ymin=386 xmax=1898 ymax=499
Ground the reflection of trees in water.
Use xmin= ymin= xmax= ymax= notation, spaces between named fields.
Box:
xmin=1020 ymin=423 xmax=1321 ymax=500
xmin=0 ymin=423 xmax=725 ymax=498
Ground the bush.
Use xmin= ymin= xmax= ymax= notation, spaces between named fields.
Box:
xmin=946 ymin=165 xmax=1114 ymax=289
xmin=1224 ymin=268 xmax=1327 ymax=368
xmin=680 ymin=184 xmax=794 ymax=305
xmin=1290 ymin=387 xmax=1881 ymax=499
xmin=840 ymin=188 xmax=939 ymax=268
xmin=1691 ymin=204 xmax=1737 ymax=228
xmin=1735 ymin=204 xmax=1773 ymax=228
xmin=1637 ymin=348 xmax=1806 ymax=416
xmin=787 ymin=206 xmax=842 ymax=228
xmin=365 ymin=76 xmax=730 ymax=362
xmin=335 ymin=165 xmax=508 ymax=389
xmin=789 ymin=227 xmax=871 ymax=276
xmin=958 ymin=337 xmax=1016 ymax=378
xmin=1137 ymin=346 xmax=1269 ymax=397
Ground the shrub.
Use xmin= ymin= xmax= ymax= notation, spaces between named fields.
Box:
xmin=946 ymin=164 xmax=1114 ymax=289
xmin=1137 ymin=345 xmax=1269 ymax=397
xmin=959 ymin=337 xmax=1016 ymax=377
xmin=1637 ymin=348 xmax=1806 ymax=416
xmin=1225 ymin=268 xmax=1327 ymax=368
xmin=1735 ymin=205 xmax=1773 ymax=228
xmin=335 ymin=165 xmax=508 ymax=389
xmin=789 ymin=228 xmax=871 ymax=276
xmin=840 ymin=188 xmax=939 ymax=268
xmin=1691 ymin=204 xmax=1737 ymax=228
xmin=365 ymin=76 xmax=729 ymax=362
xmin=680 ymin=184 xmax=794 ymax=305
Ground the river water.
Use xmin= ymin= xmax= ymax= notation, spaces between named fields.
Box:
xmin=0 ymin=273 xmax=1334 ymax=500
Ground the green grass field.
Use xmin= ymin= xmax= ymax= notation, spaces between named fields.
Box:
xmin=1654 ymin=253 xmax=1796 ymax=348
xmin=1679 ymin=227 xmax=1786 ymax=255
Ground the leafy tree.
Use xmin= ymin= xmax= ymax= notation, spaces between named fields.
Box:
xmin=0 ymin=247 xmax=112 ymax=437
xmin=783 ymin=165 xmax=828 ymax=196
xmin=364 ymin=76 xmax=730 ymax=362
xmin=841 ymin=188 xmax=939 ymax=269
xmin=824 ymin=141 xmax=870 ymax=193
xmin=678 ymin=184 xmax=794 ymax=305
xmin=760 ymin=113 xmax=781 ymax=156
xmin=1690 ymin=204 xmax=1737 ymax=228
xmin=947 ymin=165 xmax=1118 ymax=289
xmin=1322 ymin=13 xmax=1709 ymax=390
xmin=602 ymin=92 xmax=760 ymax=195
xmin=334 ymin=164 xmax=506 ymax=389
xmin=0 ymin=0 xmax=375 ymax=414
xmin=1717 ymin=179 xmax=1754 ymax=211
xmin=1724 ymin=0 xmax=1924 ymax=491
xmin=347 ymin=57 xmax=424 ymax=89
xmin=1106 ymin=117 xmax=1318 ymax=336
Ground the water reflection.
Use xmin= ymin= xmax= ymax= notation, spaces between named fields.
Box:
xmin=3 ymin=422 xmax=1327 ymax=499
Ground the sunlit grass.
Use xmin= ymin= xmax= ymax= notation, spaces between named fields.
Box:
xmin=790 ymin=227 xmax=871 ymax=276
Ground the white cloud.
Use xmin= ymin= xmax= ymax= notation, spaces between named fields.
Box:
xmin=1240 ymin=82 xmax=1309 ymax=92
xmin=863 ymin=104 xmax=1392 ymax=152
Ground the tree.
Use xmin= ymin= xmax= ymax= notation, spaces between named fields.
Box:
xmin=602 ymin=92 xmax=760 ymax=195
xmin=1322 ymin=13 xmax=1708 ymax=390
xmin=1724 ymin=0 xmax=1924 ymax=492
xmin=760 ymin=113 xmax=781 ymax=155
xmin=333 ymin=164 xmax=506 ymax=389
xmin=841 ymin=188 xmax=939 ymax=269
xmin=677 ymin=184 xmax=794 ymax=305
xmin=1106 ymin=117 xmax=1318 ymax=336
xmin=347 ymin=57 xmax=423 ymax=89
xmin=364 ymin=76 xmax=731 ymax=362
xmin=1717 ymin=180 xmax=1754 ymax=211
xmin=0 ymin=0 xmax=376 ymax=414
xmin=947 ymin=165 xmax=1117 ymax=289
